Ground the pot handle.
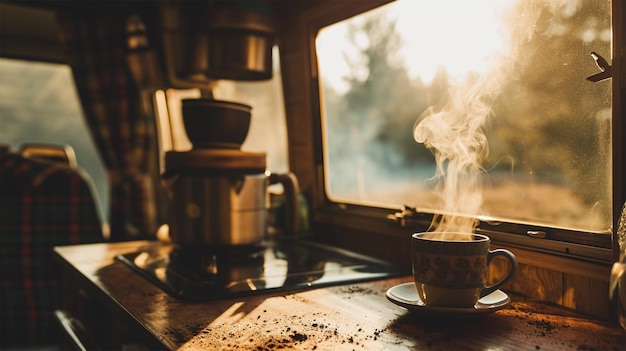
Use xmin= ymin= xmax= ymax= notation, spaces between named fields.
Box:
xmin=269 ymin=172 xmax=300 ymax=234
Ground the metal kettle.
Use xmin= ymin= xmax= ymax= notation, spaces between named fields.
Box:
xmin=164 ymin=149 xmax=300 ymax=246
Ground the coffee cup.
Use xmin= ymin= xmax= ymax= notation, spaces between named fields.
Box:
xmin=412 ymin=232 xmax=517 ymax=308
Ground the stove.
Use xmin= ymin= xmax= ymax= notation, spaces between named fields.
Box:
xmin=116 ymin=238 xmax=409 ymax=301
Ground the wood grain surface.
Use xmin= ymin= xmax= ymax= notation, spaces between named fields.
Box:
xmin=54 ymin=241 xmax=626 ymax=350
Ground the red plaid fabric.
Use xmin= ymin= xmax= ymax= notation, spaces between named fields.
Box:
xmin=1 ymin=151 xmax=104 ymax=348
xmin=57 ymin=8 xmax=160 ymax=241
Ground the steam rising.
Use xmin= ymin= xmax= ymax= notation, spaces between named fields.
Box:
xmin=413 ymin=0 xmax=546 ymax=239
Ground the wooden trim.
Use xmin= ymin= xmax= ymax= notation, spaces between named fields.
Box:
xmin=492 ymin=245 xmax=611 ymax=282
xmin=612 ymin=0 xmax=626 ymax=262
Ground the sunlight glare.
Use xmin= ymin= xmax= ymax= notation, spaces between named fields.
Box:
xmin=392 ymin=0 xmax=509 ymax=83
xmin=316 ymin=0 xmax=512 ymax=92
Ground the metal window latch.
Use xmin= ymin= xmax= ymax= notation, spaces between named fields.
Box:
xmin=387 ymin=205 xmax=420 ymax=227
xmin=586 ymin=51 xmax=612 ymax=82
xmin=527 ymin=230 xmax=547 ymax=239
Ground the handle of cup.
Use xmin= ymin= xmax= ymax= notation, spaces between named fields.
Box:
xmin=481 ymin=249 xmax=518 ymax=297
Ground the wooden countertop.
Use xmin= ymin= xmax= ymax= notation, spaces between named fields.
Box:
xmin=54 ymin=240 xmax=626 ymax=351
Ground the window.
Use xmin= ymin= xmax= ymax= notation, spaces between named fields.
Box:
xmin=0 ymin=58 xmax=109 ymax=223
xmin=316 ymin=1 xmax=613 ymax=247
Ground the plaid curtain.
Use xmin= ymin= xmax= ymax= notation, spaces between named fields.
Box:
xmin=56 ymin=7 xmax=159 ymax=241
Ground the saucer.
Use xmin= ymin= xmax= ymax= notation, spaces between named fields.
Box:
xmin=386 ymin=283 xmax=510 ymax=317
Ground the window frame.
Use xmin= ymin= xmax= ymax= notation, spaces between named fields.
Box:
xmin=285 ymin=0 xmax=624 ymax=266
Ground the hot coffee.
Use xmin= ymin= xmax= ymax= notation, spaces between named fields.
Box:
xmin=412 ymin=232 xmax=517 ymax=308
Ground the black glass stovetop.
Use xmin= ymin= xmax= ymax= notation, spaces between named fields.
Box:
xmin=116 ymin=238 xmax=409 ymax=301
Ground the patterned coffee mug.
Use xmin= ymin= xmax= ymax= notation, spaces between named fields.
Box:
xmin=412 ymin=232 xmax=517 ymax=308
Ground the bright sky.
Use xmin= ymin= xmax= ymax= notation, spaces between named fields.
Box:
xmin=316 ymin=0 xmax=512 ymax=93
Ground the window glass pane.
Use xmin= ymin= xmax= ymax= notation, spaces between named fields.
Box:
xmin=0 ymin=58 xmax=109 ymax=222
xmin=317 ymin=0 xmax=612 ymax=233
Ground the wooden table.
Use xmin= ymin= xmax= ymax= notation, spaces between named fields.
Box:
xmin=54 ymin=240 xmax=626 ymax=351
